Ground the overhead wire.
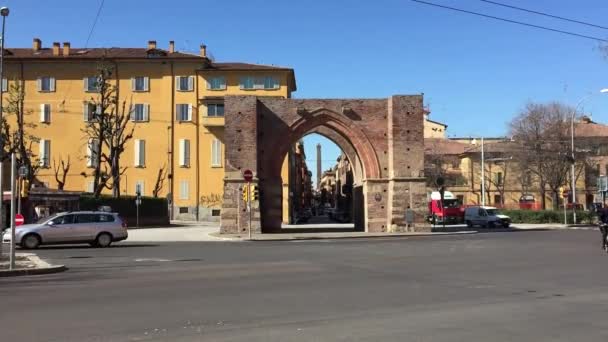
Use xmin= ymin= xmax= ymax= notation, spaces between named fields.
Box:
xmin=478 ymin=0 xmax=608 ymax=31
xmin=409 ymin=0 xmax=608 ymax=43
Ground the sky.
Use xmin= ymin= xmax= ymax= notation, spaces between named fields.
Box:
xmin=4 ymin=0 xmax=608 ymax=185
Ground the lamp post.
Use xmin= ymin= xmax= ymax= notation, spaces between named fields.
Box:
xmin=0 ymin=7 xmax=9 ymax=257
xmin=570 ymin=88 xmax=608 ymax=223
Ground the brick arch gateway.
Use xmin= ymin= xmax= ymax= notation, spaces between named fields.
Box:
xmin=220 ymin=95 xmax=429 ymax=234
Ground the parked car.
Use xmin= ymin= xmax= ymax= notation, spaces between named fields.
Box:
xmin=2 ymin=211 xmax=128 ymax=249
xmin=464 ymin=206 xmax=511 ymax=228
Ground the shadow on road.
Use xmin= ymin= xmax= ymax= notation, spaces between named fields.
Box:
xmin=33 ymin=243 xmax=160 ymax=250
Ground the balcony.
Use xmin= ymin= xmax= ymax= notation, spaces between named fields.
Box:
xmin=201 ymin=116 xmax=225 ymax=127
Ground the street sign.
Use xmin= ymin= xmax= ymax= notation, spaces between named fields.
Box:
xmin=15 ymin=213 xmax=24 ymax=226
xmin=243 ymin=169 xmax=253 ymax=182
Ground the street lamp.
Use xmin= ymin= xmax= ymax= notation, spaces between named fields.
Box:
xmin=570 ymin=88 xmax=608 ymax=223
xmin=0 ymin=6 xmax=8 ymax=253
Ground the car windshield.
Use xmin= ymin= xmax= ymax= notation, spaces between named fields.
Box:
xmin=443 ymin=199 xmax=460 ymax=208
xmin=37 ymin=214 xmax=59 ymax=224
xmin=486 ymin=209 xmax=499 ymax=216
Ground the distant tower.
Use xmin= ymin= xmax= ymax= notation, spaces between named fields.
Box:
xmin=316 ymin=143 xmax=322 ymax=190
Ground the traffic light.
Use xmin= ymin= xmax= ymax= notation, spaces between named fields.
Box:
xmin=252 ymin=185 xmax=259 ymax=201
xmin=242 ymin=184 xmax=250 ymax=202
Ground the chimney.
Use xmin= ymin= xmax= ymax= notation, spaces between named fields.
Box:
xmin=147 ymin=40 xmax=157 ymax=50
xmin=62 ymin=42 xmax=70 ymax=56
xmin=168 ymin=41 xmax=175 ymax=53
xmin=32 ymin=38 xmax=41 ymax=52
xmin=52 ymin=42 xmax=60 ymax=56
xmin=200 ymin=44 xmax=207 ymax=58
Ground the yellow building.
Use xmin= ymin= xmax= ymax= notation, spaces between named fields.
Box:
xmin=4 ymin=38 xmax=296 ymax=221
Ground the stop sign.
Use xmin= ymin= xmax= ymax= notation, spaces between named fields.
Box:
xmin=243 ymin=169 xmax=253 ymax=182
xmin=15 ymin=213 xmax=24 ymax=226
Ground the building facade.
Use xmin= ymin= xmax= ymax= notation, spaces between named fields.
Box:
xmin=3 ymin=38 xmax=296 ymax=220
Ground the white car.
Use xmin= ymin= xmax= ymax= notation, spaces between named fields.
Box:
xmin=464 ymin=206 xmax=511 ymax=228
xmin=2 ymin=211 xmax=128 ymax=249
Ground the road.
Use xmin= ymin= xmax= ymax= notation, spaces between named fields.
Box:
xmin=1 ymin=229 xmax=608 ymax=341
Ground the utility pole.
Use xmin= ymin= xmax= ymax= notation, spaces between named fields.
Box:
xmin=0 ymin=7 xmax=10 ymax=251
xmin=481 ymin=137 xmax=485 ymax=206
xmin=9 ymin=153 xmax=15 ymax=269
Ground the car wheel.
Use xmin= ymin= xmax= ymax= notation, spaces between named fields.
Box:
xmin=466 ymin=220 xmax=473 ymax=228
xmin=503 ymin=222 xmax=510 ymax=228
xmin=21 ymin=234 xmax=41 ymax=249
xmin=95 ymin=233 xmax=112 ymax=248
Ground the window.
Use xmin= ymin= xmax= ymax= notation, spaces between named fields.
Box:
xmin=240 ymin=76 xmax=254 ymax=90
xmin=131 ymin=104 xmax=149 ymax=122
xmin=176 ymin=104 xmax=193 ymax=122
xmin=496 ymin=172 xmax=503 ymax=186
xmin=98 ymin=214 xmax=115 ymax=222
xmin=180 ymin=180 xmax=189 ymax=200
xmin=240 ymin=76 xmax=279 ymax=90
xmin=75 ymin=214 xmax=96 ymax=224
xmin=263 ymin=76 xmax=279 ymax=89
xmin=87 ymin=138 xmax=99 ymax=168
xmin=2 ymin=78 xmax=7 ymax=92
xmin=83 ymin=102 xmax=99 ymax=122
xmin=83 ymin=76 xmax=99 ymax=92
xmin=50 ymin=215 xmax=74 ymax=225
xmin=37 ymin=76 xmax=56 ymax=92
xmin=211 ymin=138 xmax=222 ymax=167
xmin=135 ymin=180 xmax=145 ymax=196
xmin=211 ymin=209 xmax=221 ymax=217
xmin=131 ymin=76 xmax=149 ymax=92
xmin=39 ymin=139 xmax=50 ymax=168
xmin=40 ymin=104 xmax=51 ymax=123
xmin=207 ymin=103 xmax=224 ymax=117
xmin=134 ymin=139 xmax=145 ymax=167
xmin=179 ymin=139 xmax=191 ymax=167
xmin=207 ymin=76 xmax=226 ymax=90
xmin=179 ymin=207 xmax=189 ymax=214
xmin=86 ymin=180 xmax=94 ymax=193
xmin=176 ymin=76 xmax=194 ymax=91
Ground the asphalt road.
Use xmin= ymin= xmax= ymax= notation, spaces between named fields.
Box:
xmin=1 ymin=230 xmax=608 ymax=341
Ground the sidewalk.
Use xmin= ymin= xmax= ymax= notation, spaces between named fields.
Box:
xmin=512 ymin=223 xmax=597 ymax=230
xmin=125 ymin=225 xmax=228 ymax=242
xmin=0 ymin=253 xmax=66 ymax=277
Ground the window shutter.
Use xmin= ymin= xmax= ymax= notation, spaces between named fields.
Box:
xmin=188 ymin=76 xmax=194 ymax=91
xmin=49 ymin=77 xmax=56 ymax=92
xmin=134 ymin=139 xmax=140 ymax=166
xmin=131 ymin=77 xmax=136 ymax=91
xmin=144 ymin=104 xmax=150 ymax=121
xmin=180 ymin=180 xmax=189 ymax=200
xmin=179 ymin=139 xmax=185 ymax=166
xmin=188 ymin=104 xmax=193 ymax=121
xmin=87 ymin=139 xmax=93 ymax=167
xmin=274 ymin=77 xmax=280 ymax=89
xmin=40 ymin=104 xmax=46 ymax=122
xmin=175 ymin=76 xmax=181 ymax=91
xmin=37 ymin=78 xmax=42 ymax=92
xmin=176 ymin=104 xmax=181 ymax=121
xmin=83 ymin=103 xmax=90 ymax=122
xmin=139 ymin=140 xmax=146 ymax=167
xmin=83 ymin=77 xmax=89 ymax=91
xmin=220 ymin=77 xmax=226 ymax=89
xmin=39 ymin=140 xmax=45 ymax=166
xmin=2 ymin=78 xmax=7 ymax=92
xmin=185 ymin=140 xmax=190 ymax=167
xmin=144 ymin=77 xmax=149 ymax=91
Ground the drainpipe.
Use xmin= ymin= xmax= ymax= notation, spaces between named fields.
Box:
xmin=195 ymin=70 xmax=200 ymax=221
xmin=169 ymin=62 xmax=175 ymax=220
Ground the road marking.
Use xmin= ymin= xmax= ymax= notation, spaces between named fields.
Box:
xmin=134 ymin=258 xmax=171 ymax=262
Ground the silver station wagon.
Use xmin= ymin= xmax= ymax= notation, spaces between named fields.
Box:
xmin=2 ymin=211 xmax=128 ymax=249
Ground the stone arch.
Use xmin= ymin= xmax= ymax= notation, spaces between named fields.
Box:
xmin=220 ymin=95 xmax=428 ymax=235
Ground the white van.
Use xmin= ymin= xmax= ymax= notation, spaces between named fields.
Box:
xmin=464 ymin=206 xmax=511 ymax=228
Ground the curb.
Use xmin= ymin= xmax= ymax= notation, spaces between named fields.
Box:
xmin=0 ymin=264 xmax=67 ymax=277
xmin=211 ymin=230 xmax=478 ymax=242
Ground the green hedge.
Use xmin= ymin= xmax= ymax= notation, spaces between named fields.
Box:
xmin=500 ymin=210 xmax=596 ymax=224
xmin=79 ymin=195 xmax=169 ymax=227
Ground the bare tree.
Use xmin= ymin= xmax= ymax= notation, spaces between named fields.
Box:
xmin=510 ymin=102 xmax=578 ymax=210
xmin=152 ymin=165 xmax=167 ymax=198
xmin=82 ymin=62 xmax=135 ymax=198
xmin=2 ymin=81 xmax=40 ymax=190
xmin=52 ymin=156 xmax=71 ymax=191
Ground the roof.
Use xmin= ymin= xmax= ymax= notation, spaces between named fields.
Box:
xmin=574 ymin=121 xmax=608 ymax=138
xmin=425 ymin=118 xmax=447 ymax=128
xmin=425 ymin=138 xmax=468 ymax=155
xmin=4 ymin=47 xmax=205 ymax=60
xmin=201 ymin=62 xmax=297 ymax=91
